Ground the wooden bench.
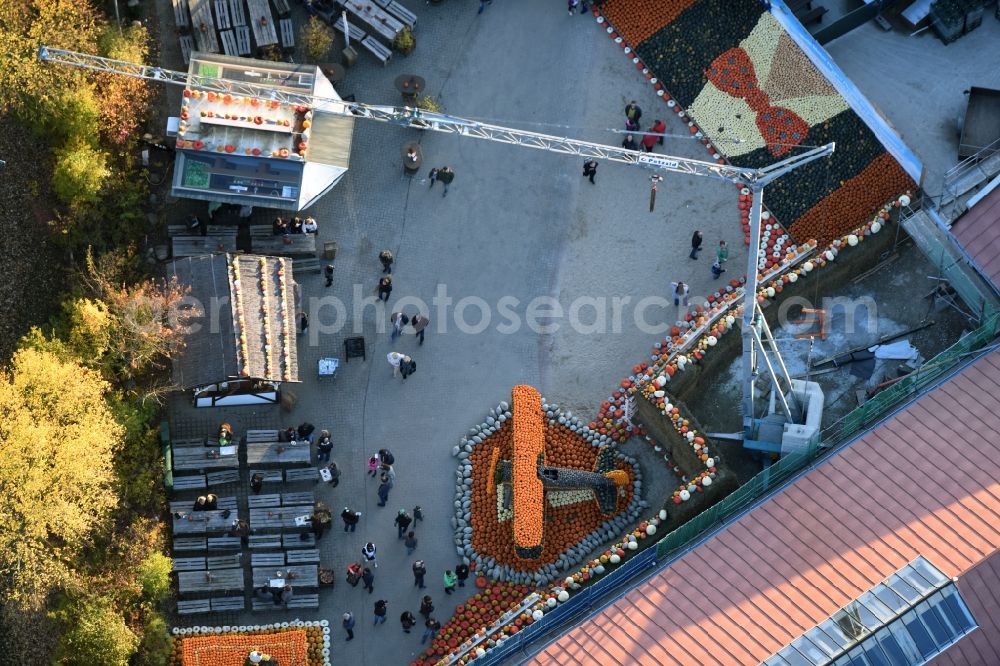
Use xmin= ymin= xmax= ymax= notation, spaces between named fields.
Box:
xmin=220 ymin=29 xmax=239 ymax=55
xmin=178 ymin=599 xmax=212 ymax=615
xmin=283 ymin=532 xmax=316 ymax=548
xmin=206 ymin=469 xmax=240 ymax=486
xmin=170 ymin=496 xmax=238 ymax=514
xmin=207 ymin=536 xmax=242 ymax=551
xmin=214 ymin=0 xmax=231 ymax=29
xmin=172 ymin=437 xmax=206 ymax=448
xmin=173 ymin=0 xmax=191 ymax=29
xmin=179 ymin=35 xmax=195 ymax=64
xmin=174 ymin=556 xmax=207 ymax=571
xmin=228 ymin=0 xmax=246 ymax=25
xmin=249 ymin=534 xmax=283 ymax=550
xmin=234 ymin=26 xmax=252 ymax=54
xmin=211 ymin=597 xmax=246 ymax=612
xmin=174 ymin=537 xmax=208 ymax=552
xmin=333 ymin=14 xmax=367 ymax=43
xmin=361 ymin=36 xmax=392 ymax=66
xmin=249 ymin=224 xmax=274 ymax=240
xmin=282 ymin=492 xmax=314 ymax=506
xmin=172 ymin=235 xmax=238 ymax=258
xmin=292 ymin=257 xmax=321 ymax=274
xmin=252 ymin=594 xmax=319 ymax=611
xmin=286 ymin=549 xmax=319 ymax=564
xmin=247 ymin=429 xmax=281 ymax=442
xmin=207 ymin=553 xmax=243 ymax=569
xmin=284 ymin=468 xmax=319 ymax=483
xmin=384 ymin=0 xmax=417 ymax=28
xmin=251 ymin=552 xmax=286 ymax=567
xmin=272 ymin=0 xmax=291 ymax=17
xmin=249 ymin=494 xmax=282 ymax=509
xmin=279 ymin=18 xmax=295 ymax=50
xmin=796 ymin=5 xmax=828 ymax=24
xmin=173 ymin=474 xmax=207 ymax=491
xmin=251 ymin=235 xmax=316 ymax=257
xmin=249 ymin=469 xmax=283 ymax=484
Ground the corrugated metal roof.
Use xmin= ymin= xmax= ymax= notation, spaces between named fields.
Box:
xmin=952 ymin=184 xmax=1000 ymax=287
xmin=530 ymin=349 xmax=1000 ymax=666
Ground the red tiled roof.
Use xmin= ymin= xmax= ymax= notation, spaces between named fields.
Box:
xmin=531 ymin=349 xmax=1000 ymax=666
xmin=952 ymin=185 xmax=1000 ymax=285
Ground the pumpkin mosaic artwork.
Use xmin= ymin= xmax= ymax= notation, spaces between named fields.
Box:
xmin=457 ymin=386 xmax=642 ymax=583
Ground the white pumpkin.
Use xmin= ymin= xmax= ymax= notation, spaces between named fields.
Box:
xmin=609 ymin=553 xmax=621 ymax=564
xmin=705 ymin=457 xmax=715 ymax=467
xmin=557 ymin=591 xmax=570 ymax=602
xmin=679 ymin=489 xmax=691 ymax=501
xmin=871 ymin=221 xmax=882 ymax=233
xmin=707 ymin=335 xmax=717 ymax=346
xmin=659 ymin=509 xmax=668 ymax=520
xmin=627 ymin=541 xmax=638 ymax=550
xmin=899 ymin=195 xmax=910 ymax=207
xmin=546 ymin=597 xmax=558 ymax=608
xmin=646 ymin=524 xmax=657 ymax=535
xmin=703 ymin=476 xmax=713 ymax=487
xmin=532 ymin=610 xmax=544 ymax=621
xmin=847 ymin=234 xmax=858 ymax=246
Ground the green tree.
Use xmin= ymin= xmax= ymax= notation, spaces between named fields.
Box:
xmin=0 ymin=348 xmax=123 ymax=606
xmin=134 ymin=612 xmax=172 ymax=666
xmin=52 ymin=141 xmax=110 ymax=209
xmin=300 ymin=16 xmax=334 ymax=63
xmin=135 ymin=552 xmax=171 ymax=604
xmin=53 ymin=595 xmax=138 ymax=666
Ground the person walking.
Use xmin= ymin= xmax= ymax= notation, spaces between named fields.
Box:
xmin=567 ymin=0 xmax=579 ymax=15
xmin=650 ymin=118 xmax=667 ymax=145
xmin=582 ymin=159 xmax=598 ymax=184
xmin=421 ymin=618 xmax=441 ymax=645
xmin=622 ymin=134 xmax=638 ymax=151
xmin=716 ymin=239 xmax=729 ymax=264
xmin=377 ymin=275 xmax=393 ymax=302
xmin=443 ymin=569 xmax=457 ymax=595
xmin=410 ymin=313 xmax=430 ymax=345
xmin=419 ymin=595 xmax=434 ymax=620
xmin=428 ymin=167 xmax=439 ymax=189
xmin=404 ymin=531 xmax=418 ymax=555
xmin=325 ymin=264 xmax=334 ymax=287
xmin=395 ymin=509 xmax=413 ymax=539
xmin=401 ymin=610 xmax=417 ymax=633
xmin=690 ymin=230 xmax=704 ymax=259
xmin=641 ymin=126 xmax=658 ymax=152
xmin=625 ymin=100 xmax=642 ymax=128
xmin=390 ymin=311 xmax=410 ymax=341
xmin=374 ymin=599 xmax=388 ymax=625
xmin=379 ymin=249 xmax=394 ymax=274
xmin=342 ymin=612 xmax=355 ymax=641
xmin=412 ymin=559 xmax=427 ymax=587
xmin=379 ymin=462 xmax=396 ymax=483
xmin=368 ymin=454 xmax=381 ymax=477
xmin=711 ymin=260 xmax=726 ymax=280
xmin=316 ymin=430 xmax=333 ymax=463
xmin=298 ymin=311 xmax=309 ymax=335
xmin=362 ymin=542 xmax=378 ymax=568
xmin=378 ymin=448 xmax=396 ymax=466
xmin=362 ymin=567 xmax=375 ymax=594
xmin=341 ymin=507 xmax=360 ymax=532
xmin=387 ymin=351 xmax=405 ymax=377
xmin=671 ymin=281 xmax=690 ymax=309
xmin=436 ymin=166 xmax=455 ymax=197
xmin=324 ymin=461 xmax=341 ymax=487
xmin=377 ymin=474 xmax=393 ymax=507
xmin=400 ymin=355 xmax=417 ymax=380
xmin=455 ymin=563 xmax=469 ymax=588
xmin=413 ymin=505 xmax=424 ymax=526
xmin=477 ymin=0 xmax=492 ymax=13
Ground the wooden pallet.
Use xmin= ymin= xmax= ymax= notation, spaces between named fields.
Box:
xmin=249 ymin=224 xmax=273 ymax=239
xmin=384 ymin=0 xmax=416 ymax=28
xmin=173 ymin=474 xmax=207 ymax=491
xmin=179 ymin=35 xmax=195 ymax=64
xmin=251 ymin=552 xmax=286 ymax=567
xmin=214 ymin=0 xmax=231 ymax=29
xmin=361 ymin=36 xmax=392 ymax=66
xmin=252 ymin=594 xmax=319 ymax=611
xmin=334 ymin=14 xmax=367 ymax=43
xmin=173 ymin=0 xmax=191 ymax=28
xmin=207 ymin=536 xmax=242 ymax=551
xmin=282 ymin=491 xmax=314 ymax=506
xmin=286 ymin=549 xmax=319 ymax=564
xmin=249 ymin=469 xmax=283 ymax=484
xmin=174 ymin=537 xmax=208 ymax=552
xmin=285 ymin=467 xmax=319 ymax=483
xmin=229 ymin=0 xmax=246 ymax=25
xmin=279 ymin=18 xmax=295 ymax=50
xmin=283 ymin=532 xmax=316 ymax=548
xmin=170 ymin=496 xmax=238 ymax=514
xmin=174 ymin=556 xmax=208 ymax=571
xmin=292 ymin=257 xmax=321 ymax=274
xmin=247 ymin=429 xmax=281 ymax=442
xmin=211 ymin=596 xmax=246 ymax=612
xmin=220 ymin=29 xmax=239 ymax=55
xmin=249 ymin=493 xmax=282 ymax=509
xmin=272 ymin=0 xmax=291 ymax=17
xmin=206 ymin=469 xmax=241 ymax=486
xmin=208 ymin=553 xmax=243 ymax=569
xmin=249 ymin=534 xmax=282 ymax=550
xmin=235 ymin=25 xmax=252 ymax=54
xmin=178 ymin=599 xmax=212 ymax=615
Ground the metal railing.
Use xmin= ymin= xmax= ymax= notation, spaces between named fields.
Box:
xmin=470 ymin=310 xmax=1000 ymax=666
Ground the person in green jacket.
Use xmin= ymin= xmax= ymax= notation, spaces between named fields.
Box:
xmin=716 ymin=239 xmax=729 ymax=265
xmin=443 ymin=569 xmax=457 ymax=595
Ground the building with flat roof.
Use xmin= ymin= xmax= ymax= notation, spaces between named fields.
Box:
xmin=171 ymin=52 xmax=354 ymax=211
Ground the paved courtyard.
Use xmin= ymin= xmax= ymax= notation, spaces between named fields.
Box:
xmin=166 ymin=1 xmax=746 ymax=664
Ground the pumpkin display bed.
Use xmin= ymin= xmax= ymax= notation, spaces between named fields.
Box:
xmin=453 ymin=385 xmax=642 ymax=585
xmin=169 ymin=624 xmax=328 ymax=666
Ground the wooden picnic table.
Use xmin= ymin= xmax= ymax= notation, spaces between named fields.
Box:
xmin=173 ymin=510 xmax=237 ymax=535
xmin=342 ymin=0 xmax=403 ymax=41
xmin=178 ymin=568 xmax=245 ymax=594
xmin=246 ymin=0 xmax=278 ymax=47
xmin=252 ymin=565 xmax=318 ymax=589
xmin=250 ymin=234 xmax=316 ymax=256
xmin=172 ymin=444 xmax=239 ymax=471
xmin=246 ymin=441 xmax=312 ymax=465
xmin=249 ymin=505 xmax=315 ymax=530
xmin=188 ymin=0 xmax=221 ymax=52
xmin=172 ymin=235 xmax=239 ymax=258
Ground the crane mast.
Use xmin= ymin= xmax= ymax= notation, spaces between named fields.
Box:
xmin=37 ymin=45 xmax=836 ymax=441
